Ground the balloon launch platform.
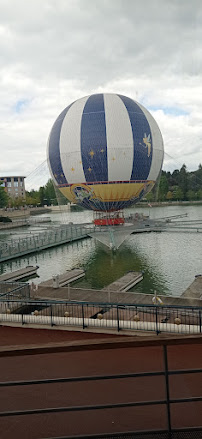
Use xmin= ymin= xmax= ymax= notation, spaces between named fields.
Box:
xmin=1 ymin=211 xmax=202 ymax=263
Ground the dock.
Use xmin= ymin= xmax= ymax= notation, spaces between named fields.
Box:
xmin=39 ymin=269 xmax=85 ymax=288
xmin=0 ymin=266 xmax=39 ymax=282
xmin=102 ymin=271 xmax=143 ymax=292
xmin=0 ymin=219 xmax=29 ymax=230
xmin=33 ymin=284 xmax=202 ymax=307
xmin=181 ymin=275 xmax=202 ymax=300
xmin=0 ymin=224 xmax=93 ymax=263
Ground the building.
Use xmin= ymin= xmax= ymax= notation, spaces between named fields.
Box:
xmin=0 ymin=176 xmax=26 ymax=200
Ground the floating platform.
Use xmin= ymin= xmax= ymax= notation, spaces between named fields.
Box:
xmin=0 ymin=224 xmax=91 ymax=262
xmin=181 ymin=275 xmax=202 ymax=300
xmin=0 ymin=220 xmax=29 ymax=230
xmin=39 ymin=268 xmax=85 ymax=288
xmin=102 ymin=271 xmax=143 ymax=292
xmin=0 ymin=266 xmax=39 ymax=282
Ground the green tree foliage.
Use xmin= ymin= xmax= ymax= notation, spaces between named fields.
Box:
xmin=147 ymin=164 xmax=202 ymax=202
xmin=173 ymin=186 xmax=183 ymax=201
xmin=166 ymin=191 xmax=173 ymax=201
xmin=186 ymin=190 xmax=196 ymax=201
xmin=0 ymin=182 xmax=9 ymax=207
xmin=158 ymin=173 xmax=169 ymax=201
xmin=39 ymin=186 xmax=45 ymax=206
xmin=196 ymin=189 xmax=202 ymax=200
xmin=44 ymin=179 xmax=57 ymax=205
xmin=146 ymin=191 xmax=154 ymax=202
xmin=178 ymin=164 xmax=188 ymax=199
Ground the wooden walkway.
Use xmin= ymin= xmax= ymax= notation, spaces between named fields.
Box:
xmin=39 ymin=269 xmax=85 ymax=288
xmin=181 ymin=275 xmax=202 ymax=300
xmin=102 ymin=271 xmax=143 ymax=292
xmin=34 ymin=285 xmax=202 ymax=307
xmin=0 ymin=266 xmax=39 ymax=282
xmin=0 ymin=225 xmax=92 ymax=262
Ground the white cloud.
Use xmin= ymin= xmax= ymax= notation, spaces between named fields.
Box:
xmin=0 ymin=0 xmax=202 ymax=188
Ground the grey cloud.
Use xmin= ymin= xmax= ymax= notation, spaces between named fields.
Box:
xmin=1 ymin=0 xmax=202 ymax=85
xmin=1 ymin=0 xmax=202 ymax=177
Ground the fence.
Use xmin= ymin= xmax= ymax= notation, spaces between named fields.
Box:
xmin=0 ymin=224 xmax=93 ymax=262
xmin=0 ymin=299 xmax=202 ymax=335
xmin=0 ymin=281 xmax=30 ymax=300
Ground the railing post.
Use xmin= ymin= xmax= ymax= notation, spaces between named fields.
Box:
xmin=199 ymin=310 xmax=201 ymax=333
xmin=117 ymin=305 xmax=120 ymax=332
xmin=163 ymin=345 xmax=172 ymax=438
xmin=22 ymin=308 xmax=24 ymax=325
xmin=50 ymin=304 xmax=53 ymax=326
xmin=155 ymin=305 xmax=159 ymax=335
xmin=82 ymin=304 xmax=85 ymax=329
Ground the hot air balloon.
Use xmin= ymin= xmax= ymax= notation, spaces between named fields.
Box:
xmin=47 ymin=93 xmax=164 ymax=225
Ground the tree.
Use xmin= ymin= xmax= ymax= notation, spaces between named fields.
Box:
xmin=166 ymin=191 xmax=173 ymax=201
xmin=44 ymin=179 xmax=57 ymax=205
xmin=25 ymin=191 xmax=40 ymax=206
xmin=196 ymin=189 xmax=202 ymax=200
xmin=39 ymin=186 xmax=45 ymax=206
xmin=186 ymin=190 xmax=196 ymax=201
xmin=179 ymin=164 xmax=188 ymax=200
xmin=13 ymin=197 xmax=24 ymax=208
xmin=171 ymin=169 xmax=179 ymax=186
xmin=146 ymin=191 xmax=154 ymax=202
xmin=0 ymin=183 xmax=9 ymax=208
xmin=158 ymin=175 xmax=169 ymax=201
xmin=173 ymin=186 xmax=183 ymax=201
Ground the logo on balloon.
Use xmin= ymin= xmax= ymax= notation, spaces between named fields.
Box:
xmin=139 ymin=133 xmax=151 ymax=157
xmin=71 ymin=184 xmax=97 ymax=202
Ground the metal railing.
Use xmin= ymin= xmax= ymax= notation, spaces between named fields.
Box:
xmin=0 ymin=281 xmax=30 ymax=300
xmin=0 ymin=299 xmax=202 ymax=335
xmin=0 ymin=224 xmax=94 ymax=262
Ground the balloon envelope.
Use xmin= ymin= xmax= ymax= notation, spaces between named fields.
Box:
xmin=47 ymin=93 xmax=164 ymax=211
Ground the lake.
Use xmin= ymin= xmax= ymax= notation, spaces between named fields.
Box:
xmin=0 ymin=205 xmax=202 ymax=297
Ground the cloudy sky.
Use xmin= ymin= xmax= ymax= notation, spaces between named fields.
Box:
xmin=0 ymin=0 xmax=202 ymax=189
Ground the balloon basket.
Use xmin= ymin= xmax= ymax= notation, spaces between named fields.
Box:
xmin=93 ymin=211 xmax=125 ymax=226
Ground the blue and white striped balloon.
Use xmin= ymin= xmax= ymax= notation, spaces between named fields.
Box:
xmin=47 ymin=93 xmax=164 ymax=211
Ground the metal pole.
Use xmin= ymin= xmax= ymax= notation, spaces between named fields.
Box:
xmin=155 ymin=306 xmax=159 ymax=335
xmin=163 ymin=345 xmax=172 ymax=437
xmin=199 ymin=310 xmax=201 ymax=333
xmin=50 ymin=305 xmax=53 ymax=326
xmin=82 ymin=304 xmax=85 ymax=329
xmin=108 ymin=286 xmax=111 ymax=303
xmin=117 ymin=305 xmax=120 ymax=332
xmin=68 ymin=283 xmax=70 ymax=301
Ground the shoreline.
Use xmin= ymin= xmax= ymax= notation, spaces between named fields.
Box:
xmin=137 ymin=200 xmax=202 ymax=207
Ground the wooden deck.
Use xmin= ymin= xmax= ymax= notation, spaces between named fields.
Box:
xmin=39 ymin=269 xmax=85 ymax=288
xmin=181 ymin=275 xmax=202 ymax=300
xmin=102 ymin=271 xmax=143 ymax=292
xmin=0 ymin=266 xmax=39 ymax=282
xmin=34 ymin=285 xmax=202 ymax=307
